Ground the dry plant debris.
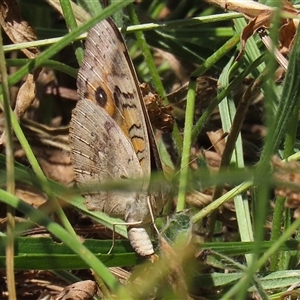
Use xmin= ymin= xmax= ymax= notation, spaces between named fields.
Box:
xmin=273 ymin=157 xmax=300 ymax=218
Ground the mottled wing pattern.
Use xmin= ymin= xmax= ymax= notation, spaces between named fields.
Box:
xmin=70 ymin=18 xmax=165 ymax=256
xmin=69 ymin=99 xmax=143 ymax=217
xmin=77 ymin=18 xmax=152 ymax=180
xmin=70 ymin=99 xmax=155 ymax=255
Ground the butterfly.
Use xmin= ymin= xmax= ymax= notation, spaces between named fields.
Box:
xmin=69 ymin=18 xmax=166 ymax=256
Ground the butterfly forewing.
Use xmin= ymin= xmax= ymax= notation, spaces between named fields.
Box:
xmin=77 ymin=18 xmax=153 ymax=179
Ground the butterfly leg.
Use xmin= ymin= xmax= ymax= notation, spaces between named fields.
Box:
xmin=147 ymin=196 xmax=160 ymax=237
xmin=107 ymin=220 xmax=144 ymax=255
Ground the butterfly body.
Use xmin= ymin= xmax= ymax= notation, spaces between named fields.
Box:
xmin=69 ymin=18 xmax=165 ymax=256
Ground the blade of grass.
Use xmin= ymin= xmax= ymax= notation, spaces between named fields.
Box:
xmin=192 ymin=180 xmax=253 ymax=223
xmin=2 ymin=13 xmax=242 ymax=54
xmin=127 ymin=4 xmax=166 ymax=103
xmin=6 ymin=59 xmax=77 ymax=78
xmin=271 ymin=52 xmax=300 ymax=271
xmin=232 ymin=18 xmax=266 ymax=76
xmin=59 ymin=0 xmax=84 ymax=63
xmin=223 ymin=212 xmax=300 ymax=299
xmin=126 ymin=4 xmax=183 ymax=154
xmin=46 ymin=0 xmax=91 ymax=23
xmin=0 ymin=188 xmax=132 ymax=298
xmin=0 ymin=237 xmax=140 ymax=269
xmin=0 ymin=154 xmax=127 ymax=238
xmin=75 ymin=0 xmax=102 ymax=17
xmin=176 ymin=78 xmax=196 ymax=212
xmin=176 ymin=33 xmax=244 ymax=213
xmin=0 ymin=21 xmax=16 ymax=300
xmin=270 ymin=107 xmax=300 ymax=271
xmin=191 ymin=54 xmax=265 ymax=145
xmin=216 ymin=56 xmax=254 ymax=265
xmin=233 ymin=6 xmax=300 ymax=298
xmin=191 ymin=33 xmax=240 ymax=78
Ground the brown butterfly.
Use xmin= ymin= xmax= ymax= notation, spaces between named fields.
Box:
xmin=69 ymin=18 xmax=166 ymax=256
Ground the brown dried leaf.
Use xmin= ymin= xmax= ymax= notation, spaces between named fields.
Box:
xmin=159 ymin=237 xmax=190 ymax=300
xmin=15 ymin=187 xmax=47 ymax=208
xmin=206 ymin=129 xmax=226 ymax=156
xmin=204 ymin=0 xmax=273 ymax=16
xmin=208 ymin=0 xmax=300 ymax=61
xmin=45 ymin=0 xmax=91 ymax=24
xmin=0 ymin=0 xmax=39 ymax=58
xmin=279 ymin=19 xmax=297 ymax=54
xmin=0 ymin=69 xmax=42 ymax=145
xmin=0 ymin=117 xmax=74 ymax=184
xmin=236 ymin=12 xmax=272 ymax=60
xmin=185 ymin=190 xmax=212 ymax=208
xmin=14 ymin=73 xmax=37 ymax=119
xmin=224 ymin=0 xmax=273 ymax=18
xmin=274 ymin=0 xmax=299 ymax=55
xmin=54 ymin=280 xmax=98 ymax=300
xmin=273 ymin=157 xmax=300 ymax=218
xmin=0 ymin=0 xmax=42 ymax=145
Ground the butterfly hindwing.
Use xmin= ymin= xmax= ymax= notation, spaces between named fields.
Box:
xmin=69 ymin=99 xmax=145 ymax=215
